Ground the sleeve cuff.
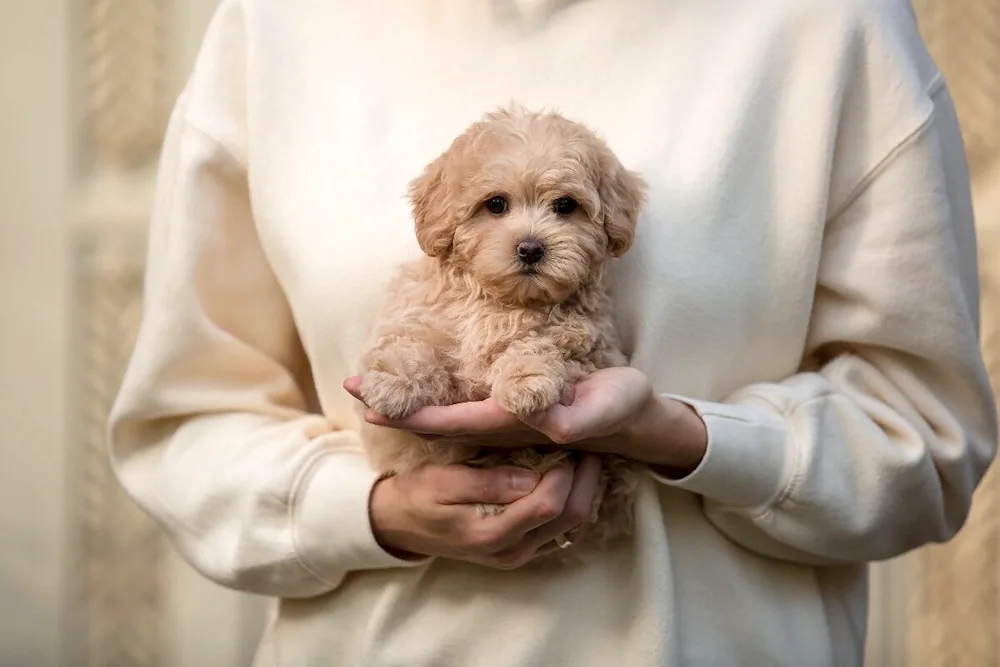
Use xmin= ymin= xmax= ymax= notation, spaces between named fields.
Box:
xmin=291 ymin=441 xmax=430 ymax=584
xmin=648 ymin=396 xmax=794 ymax=510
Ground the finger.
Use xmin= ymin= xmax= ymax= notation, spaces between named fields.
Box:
xmin=476 ymin=456 xmax=597 ymax=568
xmin=532 ymin=543 xmax=564 ymax=559
xmin=365 ymin=398 xmax=531 ymax=439
xmin=415 ymin=431 xmax=558 ymax=446
xmin=479 ymin=463 xmax=575 ymax=540
xmin=427 ymin=465 xmax=541 ymax=505
xmin=343 ymin=376 xmax=365 ymax=403
xmin=520 ymin=402 xmax=601 ymax=446
xmin=521 ymin=454 xmax=601 ymax=550
xmin=488 ymin=539 xmax=565 ymax=569
xmin=483 ymin=533 xmax=567 ymax=570
xmin=460 ymin=463 xmax=576 ymax=558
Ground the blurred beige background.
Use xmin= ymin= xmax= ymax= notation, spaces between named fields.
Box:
xmin=0 ymin=1 xmax=997 ymax=665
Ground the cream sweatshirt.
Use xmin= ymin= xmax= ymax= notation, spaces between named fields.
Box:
xmin=108 ymin=0 xmax=999 ymax=665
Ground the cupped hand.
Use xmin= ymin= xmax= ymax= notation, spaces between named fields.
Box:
xmin=345 ymin=366 xmax=707 ymax=471
xmin=346 ymin=367 xmax=651 ymax=446
xmin=369 ymin=455 xmax=602 ymax=569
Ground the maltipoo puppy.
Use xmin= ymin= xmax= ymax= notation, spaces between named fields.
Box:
xmin=357 ymin=106 xmax=648 ymax=556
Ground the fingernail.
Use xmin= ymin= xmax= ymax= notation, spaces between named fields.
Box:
xmin=560 ymin=386 xmax=576 ymax=406
xmin=510 ymin=471 xmax=539 ymax=492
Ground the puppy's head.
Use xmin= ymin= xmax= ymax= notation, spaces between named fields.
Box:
xmin=409 ymin=107 xmax=647 ymax=305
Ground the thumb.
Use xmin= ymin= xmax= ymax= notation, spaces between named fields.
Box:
xmin=343 ymin=376 xmax=365 ymax=403
xmin=520 ymin=403 xmax=588 ymax=444
xmin=515 ymin=383 xmax=575 ymax=435
xmin=434 ymin=465 xmax=541 ymax=505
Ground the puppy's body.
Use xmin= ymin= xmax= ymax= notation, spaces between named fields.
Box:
xmin=358 ymin=107 xmax=647 ymax=556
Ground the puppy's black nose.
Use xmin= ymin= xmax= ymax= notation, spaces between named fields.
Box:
xmin=516 ymin=239 xmax=545 ymax=265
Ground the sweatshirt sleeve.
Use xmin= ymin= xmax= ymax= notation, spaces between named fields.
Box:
xmin=106 ymin=0 xmax=424 ymax=599
xmin=652 ymin=83 xmax=998 ymax=566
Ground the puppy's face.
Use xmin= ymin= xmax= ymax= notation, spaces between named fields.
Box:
xmin=409 ymin=109 xmax=647 ymax=305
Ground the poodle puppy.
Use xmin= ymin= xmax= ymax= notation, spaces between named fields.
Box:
xmin=357 ymin=106 xmax=648 ymax=557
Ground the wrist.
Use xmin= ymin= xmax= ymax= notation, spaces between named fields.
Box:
xmin=625 ymin=394 xmax=708 ymax=477
xmin=368 ymin=475 xmax=424 ymax=561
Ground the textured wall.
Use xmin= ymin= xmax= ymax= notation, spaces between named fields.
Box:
xmin=901 ymin=2 xmax=1000 ymax=666
xmin=0 ymin=1 xmax=71 ymax=664
xmin=68 ymin=2 xmax=171 ymax=662
xmin=65 ymin=1 xmax=269 ymax=665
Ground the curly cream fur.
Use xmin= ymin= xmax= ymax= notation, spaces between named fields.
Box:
xmin=358 ymin=106 xmax=648 ymax=560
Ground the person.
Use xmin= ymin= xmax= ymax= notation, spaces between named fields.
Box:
xmin=107 ymin=0 xmax=999 ymax=664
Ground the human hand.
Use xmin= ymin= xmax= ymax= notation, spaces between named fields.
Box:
xmin=369 ymin=455 xmax=602 ymax=569
xmin=345 ymin=367 xmax=707 ymax=474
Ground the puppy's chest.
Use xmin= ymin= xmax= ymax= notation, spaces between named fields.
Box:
xmin=445 ymin=307 xmax=604 ymax=388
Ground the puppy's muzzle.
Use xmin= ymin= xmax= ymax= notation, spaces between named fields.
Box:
xmin=516 ymin=238 xmax=545 ymax=266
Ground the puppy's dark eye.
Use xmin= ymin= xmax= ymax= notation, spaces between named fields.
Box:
xmin=552 ymin=196 xmax=578 ymax=216
xmin=485 ymin=196 xmax=508 ymax=216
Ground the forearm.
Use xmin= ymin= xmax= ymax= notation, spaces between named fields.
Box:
xmin=109 ymin=40 xmax=425 ymax=594
xmin=625 ymin=89 xmax=997 ymax=567
xmin=623 ymin=394 xmax=708 ymax=476
xmin=109 ymin=405 xmax=421 ymax=596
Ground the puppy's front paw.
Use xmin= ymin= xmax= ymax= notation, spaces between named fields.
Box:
xmin=359 ymin=370 xmax=428 ymax=420
xmin=492 ymin=371 xmax=564 ymax=418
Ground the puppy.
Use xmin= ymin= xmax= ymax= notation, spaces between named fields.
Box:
xmin=357 ymin=106 xmax=648 ymax=558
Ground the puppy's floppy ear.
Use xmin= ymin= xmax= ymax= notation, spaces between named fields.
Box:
xmin=598 ymin=148 xmax=647 ymax=257
xmin=408 ymin=156 xmax=456 ymax=257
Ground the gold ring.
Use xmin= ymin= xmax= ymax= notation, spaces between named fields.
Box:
xmin=554 ymin=533 xmax=573 ymax=549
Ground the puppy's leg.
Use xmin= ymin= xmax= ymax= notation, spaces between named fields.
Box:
xmin=490 ymin=341 xmax=577 ymax=418
xmin=359 ymin=330 xmax=452 ymax=420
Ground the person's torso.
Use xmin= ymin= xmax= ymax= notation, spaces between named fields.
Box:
xmin=198 ymin=0 xmax=940 ymax=664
